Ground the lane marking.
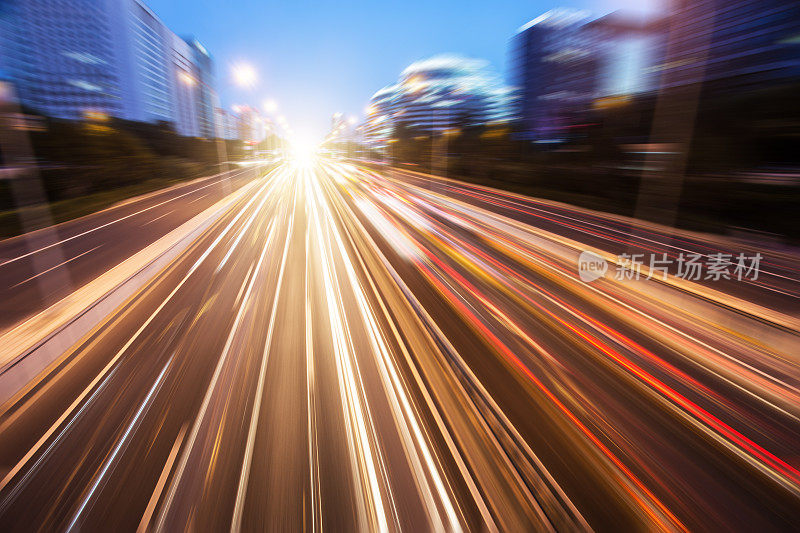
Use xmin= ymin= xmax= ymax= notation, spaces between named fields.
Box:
xmin=304 ymin=220 xmax=323 ymax=533
xmin=0 ymin=175 xmax=273 ymax=507
xmin=0 ymin=168 xmax=253 ymax=268
xmin=154 ymin=188 xmax=281 ymax=530
xmin=308 ymin=169 xmax=394 ymax=531
xmin=230 ymin=174 xmax=296 ymax=532
xmin=9 ymin=245 xmax=102 ymax=289
xmin=186 ymin=193 xmax=209 ymax=205
xmin=142 ymin=211 xmax=175 ymax=227
xmin=137 ymin=423 xmax=187 ymax=533
xmin=66 ymin=354 xmax=174 ymax=531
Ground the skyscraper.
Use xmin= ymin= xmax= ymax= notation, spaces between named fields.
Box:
xmin=509 ymin=9 xmax=596 ymax=142
xmin=653 ymin=0 xmax=800 ymax=94
xmin=215 ymin=107 xmax=243 ymax=141
xmin=187 ymin=38 xmax=217 ymax=139
xmin=510 ymin=2 xmax=800 ymax=141
xmin=109 ymin=0 xmax=219 ymax=137
xmin=0 ymin=0 xmax=121 ymax=120
xmin=362 ymin=86 xmax=397 ymax=150
xmin=109 ymin=0 xmax=173 ymax=124
xmin=170 ymin=34 xmax=201 ymax=137
xmin=363 ymin=55 xmax=511 ymax=149
xmin=1 ymin=0 xmax=220 ymax=138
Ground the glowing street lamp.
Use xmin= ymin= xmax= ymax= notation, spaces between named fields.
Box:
xmin=232 ymin=62 xmax=257 ymax=89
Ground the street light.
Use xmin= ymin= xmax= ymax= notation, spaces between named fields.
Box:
xmin=231 ymin=62 xmax=259 ymax=159
xmin=231 ymin=62 xmax=257 ymax=89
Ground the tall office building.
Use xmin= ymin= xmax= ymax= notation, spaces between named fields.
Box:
xmin=109 ymin=0 xmax=219 ymax=137
xmin=170 ymin=34 xmax=200 ymax=137
xmin=654 ymin=0 xmax=800 ymax=93
xmin=361 ymin=86 xmax=396 ymax=149
xmin=0 ymin=0 xmax=121 ymax=120
xmin=582 ymin=13 xmax=665 ymax=98
xmin=509 ymin=9 xmax=597 ymax=141
xmin=215 ymin=107 xmax=241 ymax=141
xmin=1 ymin=0 xmax=220 ymax=138
xmin=362 ymin=55 xmax=511 ymax=149
xmin=187 ymin=38 xmax=217 ymax=139
xmin=511 ymin=2 xmax=800 ymax=140
xmin=109 ymin=0 xmax=172 ymax=124
xmin=233 ymin=105 xmax=266 ymax=144
xmin=0 ymin=2 xmax=17 ymax=80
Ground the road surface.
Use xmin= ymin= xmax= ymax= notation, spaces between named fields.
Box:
xmin=0 ymin=164 xmax=266 ymax=331
xmin=0 ymin=159 xmax=797 ymax=531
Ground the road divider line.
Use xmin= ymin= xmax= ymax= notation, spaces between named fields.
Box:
xmin=230 ymin=174 xmax=296 ymax=532
xmin=155 ymin=198 xmax=277 ymax=530
xmin=137 ymin=423 xmax=188 ymax=533
xmin=66 ymin=353 xmax=174 ymax=531
xmin=0 ymin=170 xmax=272 ymax=406
xmin=0 ymin=166 xmax=255 ymax=267
xmin=10 ymin=245 xmax=102 ymax=289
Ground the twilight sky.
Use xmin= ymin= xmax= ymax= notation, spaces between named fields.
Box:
xmin=146 ymin=0 xmax=660 ymax=144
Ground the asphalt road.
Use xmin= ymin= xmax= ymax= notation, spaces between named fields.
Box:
xmin=0 ymin=164 xmax=266 ymax=332
xmin=0 ymin=159 xmax=797 ymax=531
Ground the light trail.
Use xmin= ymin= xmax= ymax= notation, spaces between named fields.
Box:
xmin=230 ymin=169 xmax=297 ymax=532
xmin=0 ymin=158 xmax=796 ymax=531
xmin=66 ymin=353 xmax=174 ymax=532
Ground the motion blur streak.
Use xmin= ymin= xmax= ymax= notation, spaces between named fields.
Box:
xmin=0 ymin=158 xmax=797 ymax=531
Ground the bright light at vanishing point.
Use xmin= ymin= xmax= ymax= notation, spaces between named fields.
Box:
xmin=289 ymin=136 xmax=318 ymax=168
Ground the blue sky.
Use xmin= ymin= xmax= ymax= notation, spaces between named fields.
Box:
xmin=147 ymin=0 xmax=659 ymax=142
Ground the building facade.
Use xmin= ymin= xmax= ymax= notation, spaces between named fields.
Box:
xmin=187 ymin=38 xmax=217 ymax=138
xmin=232 ymin=105 xmax=266 ymax=144
xmin=169 ymin=34 xmax=200 ymax=137
xmin=654 ymin=0 xmax=800 ymax=94
xmin=510 ymin=2 xmax=800 ymax=141
xmin=112 ymin=0 xmax=173 ymax=124
xmin=215 ymin=107 xmax=240 ymax=140
xmin=362 ymin=55 xmax=511 ymax=149
xmin=108 ymin=0 xmax=219 ymax=137
xmin=510 ymin=9 xmax=667 ymax=141
xmin=509 ymin=9 xmax=598 ymax=141
xmin=1 ymin=0 xmax=220 ymax=138
xmin=0 ymin=0 xmax=121 ymax=120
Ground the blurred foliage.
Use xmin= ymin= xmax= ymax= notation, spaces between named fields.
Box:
xmin=386 ymin=83 xmax=800 ymax=240
xmin=0 ymin=116 xmax=249 ymax=213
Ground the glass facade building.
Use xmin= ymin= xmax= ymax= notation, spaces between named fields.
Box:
xmin=655 ymin=0 xmax=800 ymax=93
xmin=170 ymin=34 xmax=200 ymax=137
xmin=509 ymin=9 xmax=598 ymax=142
xmin=510 ymin=2 xmax=800 ymax=141
xmin=1 ymin=0 xmax=219 ymax=137
xmin=0 ymin=0 xmax=121 ymax=120
xmin=187 ymin=38 xmax=217 ymax=139
xmin=363 ymin=55 xmax=511 ymax=149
